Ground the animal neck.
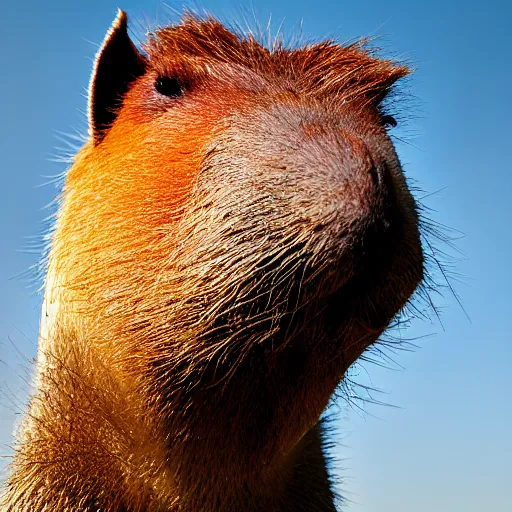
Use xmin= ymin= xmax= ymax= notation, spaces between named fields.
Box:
xmin=5 ymin=319 xmax=337 ymax=511
xmin=5 ymin=322 xmax=170 ymax=509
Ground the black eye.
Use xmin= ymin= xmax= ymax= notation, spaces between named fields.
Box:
xmin=155 ymin=76 xmax=183 ymax=98
xmin=381 ymin=115 xmax=398 ymax=128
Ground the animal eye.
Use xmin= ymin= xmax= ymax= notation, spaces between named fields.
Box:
xmin=155 ymin=76 xmax=183 ymax=98
xmin=381 ymin=115 xmax=398 ymax=128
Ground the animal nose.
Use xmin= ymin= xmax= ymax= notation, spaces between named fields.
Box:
xmin=340 ymin=153 xmax=400 ymax=262
xmin=297 ymin=123 xmax=402 ymax=263
xmin=314 ymin=129 xmax=394 ymax=224
xmin=335 ymin=128 xmax=382 ymax=187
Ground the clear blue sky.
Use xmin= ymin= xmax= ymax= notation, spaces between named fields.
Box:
xmin=1 ymin=1 xmax=510 ymax=510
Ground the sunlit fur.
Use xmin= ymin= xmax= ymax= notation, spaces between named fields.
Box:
xmin=2 ymin=11 xmax=424 ymax=511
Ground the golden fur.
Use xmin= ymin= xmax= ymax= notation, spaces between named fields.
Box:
xmin=2 ymin=10 xmax=423 ymax=511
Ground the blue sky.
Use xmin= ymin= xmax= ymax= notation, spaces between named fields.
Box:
xmin=0 ymin=1 xmax=510 ymax=510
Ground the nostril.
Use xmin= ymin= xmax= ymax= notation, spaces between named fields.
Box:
xmin=368 ymin=165 xmax=380 ymax=188
xmin=376 ymin=162 xmax=398 ymax=213
xmin=369 ymin=162 xmax=393 ymax=191
xmin=339 ymin=131 xmax=388 ymax=192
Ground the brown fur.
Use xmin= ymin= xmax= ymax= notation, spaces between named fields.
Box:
xmin=2 ymin=10 xmax=424 ymax=511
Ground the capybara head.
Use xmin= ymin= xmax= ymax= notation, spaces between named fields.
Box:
xmin=6 ymin=9 xmax=424 ymax=511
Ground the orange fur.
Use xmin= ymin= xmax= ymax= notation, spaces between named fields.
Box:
xmin=2 ymin=10 xmax=423 ymax=511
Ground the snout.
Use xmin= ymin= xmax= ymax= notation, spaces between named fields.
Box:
xmin=295 ymin=123 xmax=398 ymax=245
xmin=196 ymin=101 xmax=423 ymax=322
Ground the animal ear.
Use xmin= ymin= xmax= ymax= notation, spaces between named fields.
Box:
xmin=88 ymin=9 xmax=147 ymax=145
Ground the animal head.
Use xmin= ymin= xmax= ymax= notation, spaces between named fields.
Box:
xmin=41 ymin=9 xmax=423 ymax=480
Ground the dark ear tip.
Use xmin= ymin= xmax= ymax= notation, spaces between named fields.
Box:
xmin=114 ymin=8 xmax=128 ymax=30
xmin=88 ymin=8 xmax=146 ymax=145
xmin=105 ymin=9 xmax=129 ymax=44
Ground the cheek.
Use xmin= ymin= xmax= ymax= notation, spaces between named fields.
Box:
xmin=73 ymin=82 xmax=256 ymax=249
xmin=95 ymin=112 xmax=222 ymax=228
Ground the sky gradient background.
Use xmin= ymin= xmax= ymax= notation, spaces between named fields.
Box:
xmin=1 ymin=1 xmax=510 ymax=510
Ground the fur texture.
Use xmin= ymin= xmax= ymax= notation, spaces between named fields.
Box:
xmin=2 ymin=10 xmax=424 ymax=511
